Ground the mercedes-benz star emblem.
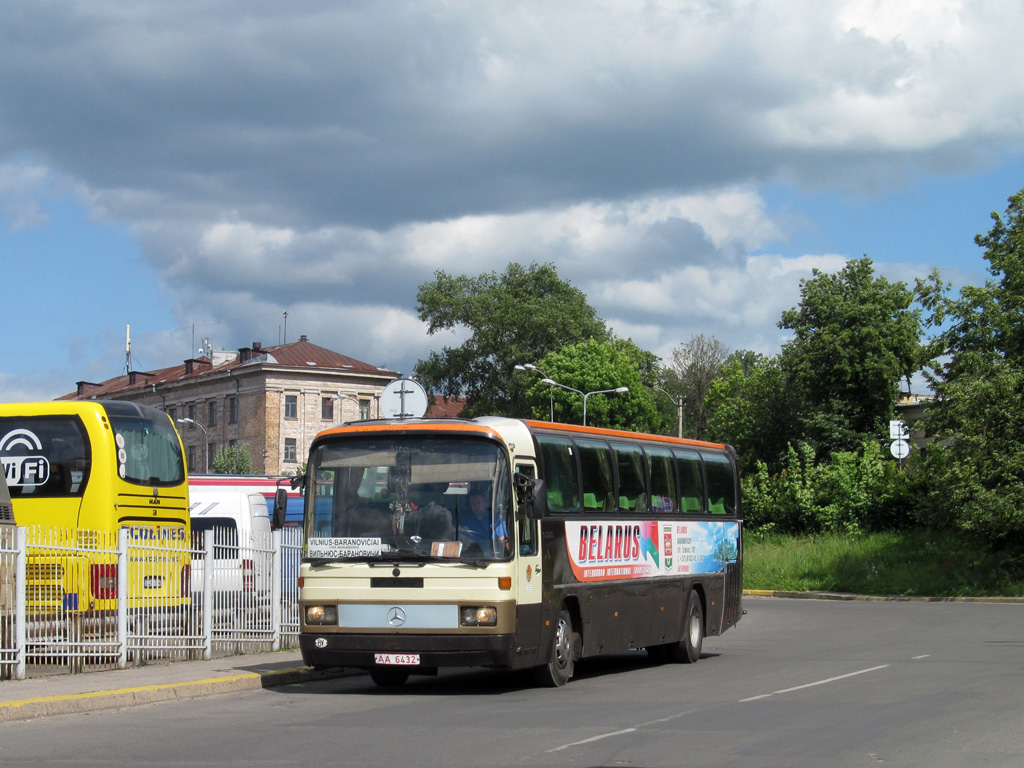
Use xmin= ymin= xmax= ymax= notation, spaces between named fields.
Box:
xmin=387 ymin=607 xmax=406 ymax=627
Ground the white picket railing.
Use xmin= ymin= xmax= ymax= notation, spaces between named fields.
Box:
xmin=0 ymin=525 xmax=303 ymax=680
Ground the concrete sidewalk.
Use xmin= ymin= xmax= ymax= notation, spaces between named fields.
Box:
xmin=0 ymin=652 xmax=354 ymax=723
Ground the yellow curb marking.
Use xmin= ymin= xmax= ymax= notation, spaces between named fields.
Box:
xmin=0 ymin=672 xmax=260 ymax=709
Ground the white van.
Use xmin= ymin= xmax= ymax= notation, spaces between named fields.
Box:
xmin=189 ymin=490 xmax=273 ymax=623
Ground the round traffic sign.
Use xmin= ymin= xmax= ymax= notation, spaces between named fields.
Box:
xmin=890 ymin=439 xmax=910 ymax=459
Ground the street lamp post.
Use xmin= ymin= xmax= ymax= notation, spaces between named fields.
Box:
xmin=540 ymin=378 xmax=629 ymax=427
xmin=176 ymin=417 xmax=209 ymax=472
xmin=652 ymin=385 xmax=685 ymax=439
xmin=332 ymin=393 xmax=360 ymax=422
xmin=514 ymin=363 xmax=555 ymax=421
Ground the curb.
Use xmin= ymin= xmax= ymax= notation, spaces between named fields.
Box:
xmin=743 ymin=589 xmax=1024 ymax=603
xmin=0 ymin=666 xmax=353 ymax=723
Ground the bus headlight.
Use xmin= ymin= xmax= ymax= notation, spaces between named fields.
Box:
xmin=305 ymin=605 xmax=338 ymax=625
xmin=460 ymin=606 xmax=497 ymax=626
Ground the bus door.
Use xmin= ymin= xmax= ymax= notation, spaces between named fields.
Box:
xmin=513 ymin=460 xmax=543 ymax=660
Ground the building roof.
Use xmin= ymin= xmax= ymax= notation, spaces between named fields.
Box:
xmin=425 ymin=396 xmax=466 ymax=419
xmin=62 ymin=336 xmax=399 ymax=400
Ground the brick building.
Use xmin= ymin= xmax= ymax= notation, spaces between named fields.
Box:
xmin=62 ymin=336 xmax=400 ymax=474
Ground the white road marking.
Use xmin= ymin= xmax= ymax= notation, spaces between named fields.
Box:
xmin=547 ymin=728 xmax=638 ymax=753
xmin=740 ymin=664 xmax=890 ymax=702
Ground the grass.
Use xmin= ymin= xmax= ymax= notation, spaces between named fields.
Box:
xmin=743 ymin=529 xmax=1024 ymax=597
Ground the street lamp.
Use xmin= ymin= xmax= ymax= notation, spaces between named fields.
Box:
xmin=652 ymin=385 xmax=685 ymax=439
xmin=514 ymin=363 xmax=555 ymax=421
xmin=540 ymin=378 xmax=628 ymax=427
xmin=176 ymin=418 xmax=209 ymax=472
xmin=332 ymin=393 xmax=360 ymax=422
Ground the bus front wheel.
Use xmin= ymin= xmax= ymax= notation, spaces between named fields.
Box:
xmin=535 ymin=606 xmax=577 ymax=687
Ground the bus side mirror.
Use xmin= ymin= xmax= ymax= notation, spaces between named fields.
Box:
xmin=514 ymin=473 xmax=547 ymax=520
xmin=272 ymin=488 xmax=288 ymax=530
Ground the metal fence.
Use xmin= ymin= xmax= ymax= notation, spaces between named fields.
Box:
xmin=0 ymin=524 xmax=303 ymax=680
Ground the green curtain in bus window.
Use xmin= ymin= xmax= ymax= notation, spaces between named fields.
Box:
xmin=613 ymin=443 xmax=647 ymax=513
xmin=575 ymin=439 xmax=616 ymax=512
xmin=703 ymin=452 xmax=736 ymax=515
xmin=645 ymin=446 xmax=678 ymax=515
xmin=537 ymin=435 xmax=580 ymax=513
xmin=674 ymin=449 xmax=704 ymax=514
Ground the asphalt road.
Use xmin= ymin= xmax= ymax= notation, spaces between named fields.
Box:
xmin=3 ymin=597 xmax=1023 ymax=768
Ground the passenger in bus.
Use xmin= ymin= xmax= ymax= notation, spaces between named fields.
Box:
xmin=459 ymin=485 xmax=508 ymax=555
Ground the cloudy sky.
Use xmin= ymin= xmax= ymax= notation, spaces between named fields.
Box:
xmin=3 ymin=0 xmax=1024 ymax=401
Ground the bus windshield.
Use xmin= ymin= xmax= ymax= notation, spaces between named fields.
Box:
xmin=304 ymin=436 xmax=512 ymax=563
xmin=108 ymin=412 xmax=185 ymax=487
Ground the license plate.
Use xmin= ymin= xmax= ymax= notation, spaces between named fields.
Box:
xmin=374 ymin=653 xmax=419 ymax=666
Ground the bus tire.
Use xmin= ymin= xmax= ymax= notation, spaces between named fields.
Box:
xmin=669 ymin=590 xmax=704 ymax=664
xmin=535 ymin=606 xmax=577 ymax=687
xmin=370 ymin=667 xmax=410 ymax=687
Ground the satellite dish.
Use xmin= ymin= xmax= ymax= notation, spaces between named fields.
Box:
xmin=380 ymin=378 xmax=428 ymax=419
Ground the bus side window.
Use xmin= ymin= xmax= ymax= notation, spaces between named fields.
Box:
xmin=613 ymin=443 xmax=647 ymax=514
xmin=674 ymin=449 xmax=704 ymax=514
xmin=703 ymin=452 xmax=736 ymax=515
xmin=576 ymin=439 xmax=615 ymax=512
xmin=537 ymin=435 xmax=580 ymax=514
xmin=645 ymin=445 xmax=678 ymax=515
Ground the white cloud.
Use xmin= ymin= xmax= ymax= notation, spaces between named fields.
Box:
xmin=3 ymin=1 xmax=1022 ymax=397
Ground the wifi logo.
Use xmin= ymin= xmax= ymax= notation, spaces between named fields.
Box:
xmin=0 ymin=428 xmax=50 ymax=487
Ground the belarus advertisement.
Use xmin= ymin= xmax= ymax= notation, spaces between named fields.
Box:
xmin=565 ymin=519 xmax=740 ymax=582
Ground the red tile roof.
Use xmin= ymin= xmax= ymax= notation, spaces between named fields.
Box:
xmin=61 ymin=338 xmax=399 ymax=400
xmin=425 ymin=396 xmax=466 ymax=419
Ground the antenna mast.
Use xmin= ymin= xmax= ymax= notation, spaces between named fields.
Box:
xmin=125 ymin=324 xmax=133 ymax=373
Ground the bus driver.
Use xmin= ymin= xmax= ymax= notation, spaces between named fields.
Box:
xmin=460 ymin=485 xmax=508 ymax=555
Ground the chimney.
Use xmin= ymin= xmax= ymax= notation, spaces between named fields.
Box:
xmin=252 ymin=341 xmax=262 ymax=351
xmin=76 ymin=381 xmax=101 ymax=396
xmin=299 ymin=335 xmax=308 ymax=343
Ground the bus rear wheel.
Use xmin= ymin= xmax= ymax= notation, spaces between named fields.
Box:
xmin=650 ymin=590 xmax=704 ymax=664
xmin=672 ymin=590 xmax=704 ymax=663
xmin=534 ymin=606 xmax=577 ymax=687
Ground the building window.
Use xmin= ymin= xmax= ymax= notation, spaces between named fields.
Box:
xmin=187 ymin=404 xmax=197 ymax=428
xmin=167 ymin=407 xmax=177 ymax=422
xmin=284 ymin=438 xmax=297 ymax=463
xmin=229 ymin=396 xmax=239 ymax=424
xmin=207 ymin=443 xmax=216 ymax=472
xmin=285 ymin=395 xmax=298 ymax=420
xmin=187 ymin=445 xmax=196 ymax=471
xmin=208 ymin=401 xmax=217 ymax=427
xmin=322 ymin=397 xmax=334 ymax=420
xmin=359 ymin=400 xmax=371 ymax=420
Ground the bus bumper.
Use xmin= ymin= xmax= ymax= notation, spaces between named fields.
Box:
xmin=299 ymin=632 xmax=520 ymax=670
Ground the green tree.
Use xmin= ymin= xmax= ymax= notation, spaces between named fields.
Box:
xmin=779 ymin=257 xmax=925 ymax=456
xmin=527 ymin=339 xmax=660 ymax=431
xmin=212 ymin=444 xmax=254 ymax=474
xmin=706 ymin=352 xmax=798 ymax=474
xmin=414 ymin=262 xmax=609 ymax=418
xmin=920 ymin=188 xmax=1024 ymax=546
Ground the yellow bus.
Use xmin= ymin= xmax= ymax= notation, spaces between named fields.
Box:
xmin=291 ymin=417 xmax=742 ymax=687
xmin=0 ymin=400 xmax=190 ymax=623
